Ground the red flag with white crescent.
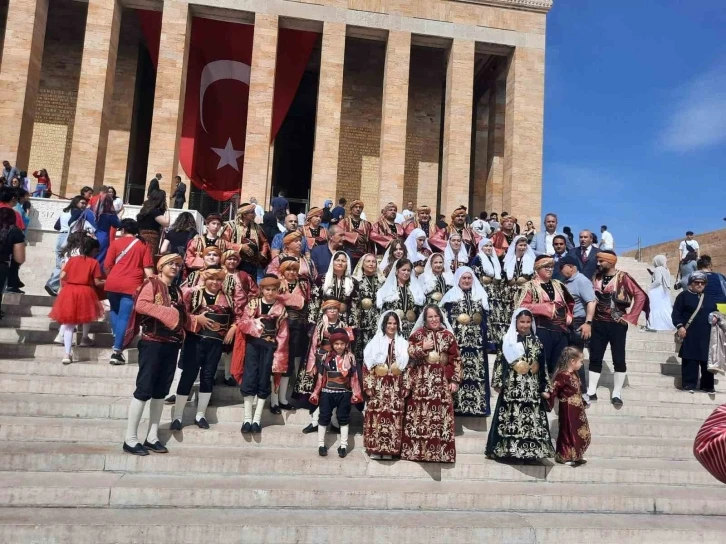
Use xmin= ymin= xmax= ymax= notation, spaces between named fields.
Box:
xmin=136 ymin=12 xmax=317 ymax=201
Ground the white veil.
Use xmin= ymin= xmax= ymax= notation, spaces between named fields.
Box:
xmin=376 ymin=259 xmax=426 ymax=308
xmin=439 ymin=266 xmax=489 ymax=310
xmin=404 ymin=228 xmax=431 ymax=263
xmin=477 ymin=238 xmax=502 ymax=280
xmin=444 ymin=234 xmax=469 ymax=284
xmin=323 ymin=250 xmax=355 ymax=296
xmin=503 ymin=234 xmax=535 ymax=278
xmin=353 ymin=252 xmax=385 ymax=283
xmin=502 ymin=308 xmax=537 ymax=364
xmin=363 ymin=310 xmax=410 ymax=371
xmin=411 ymin=304 xmax=455 ymax=335
xmin=419 ymin=253 xmax=452 ymax=293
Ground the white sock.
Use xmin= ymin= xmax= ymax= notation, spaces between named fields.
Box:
xmin=613 ymin=372 xmax=626 ymax=399
xmin=587 ymin=371 xmax=601 ymax=397
xmin=62 ymin=324 xmax=75 ymax=354
xmin=124 ymin=398 xmax=146 ymax=447
xmin=279 ymin=377 xmax=290 ymax=405
xmin=270 ymin=377 xmax=279 ymax=407
xmin=220 ymin=353 xmax=231 ymax=380
xmin=318 ymin=423 xmax=327 ymax=447
xmin=340 ymin=424 xmax=349 ymax=449
xmin=243 ymin=396 xmax=254 ymax=424
xmin=196 ymin=392 xmax=211 ymax=421
xmin=168 ymin=366 xmax=182 ymax=398
xmin=311 ymin=407 xmax=319 ymax=426
xmin=82 ymin=323 xmax=91 ymax=338
xmin=253 ymin=396 xmax=266 ymax=424
xmin=173 ymin=394 xmax=188 ymax=423
xmin=145 ymin=399 xmax=164 ymax=444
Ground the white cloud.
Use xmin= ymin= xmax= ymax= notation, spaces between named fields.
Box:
xmin=659 ymin=64 xmax=726 ymax=152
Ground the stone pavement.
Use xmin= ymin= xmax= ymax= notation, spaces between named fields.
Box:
xmin=1 ymin=240 xmax=725 ymax=542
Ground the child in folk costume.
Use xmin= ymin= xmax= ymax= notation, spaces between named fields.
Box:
xmin=363 ymin=310 xmax=410 ymax=459
xmin=234 ymin=274 xmax=289 ymax=434
xmin=294 ymin=299 xmax=353 ymax=434
xmin=170 ymin=268 xmax=235 ymax=430
xmin=548 ymin=347 xmax=591 ymax=466
xmin=486 ymin=308 xmax=554 ymax=462
xmin=311 ymin=328 xmax=363 ymax=458
xmin=184 ymin=213 xmax=228 ymax=273
xmin=275 ymin=256 xmax=311 ymax=412
xmin=49 ymin=236 xmax=105 ymax=365
xmin=183 ymin=246 xmax=223 ymax=294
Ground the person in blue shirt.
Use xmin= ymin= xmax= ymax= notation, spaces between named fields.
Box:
xmin=271 ymin=190 xmax=289 ymax=221
xmin=271 ymin=214 xmax=309 ymax=258
xmin=331 ymin=198 xmax=347 ymax=224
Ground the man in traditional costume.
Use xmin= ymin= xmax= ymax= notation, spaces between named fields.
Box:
xmin=340 ymin=199 xmax=372 ymax=268
xmin=694 ymin=404 xmax=726 ymax=484
xmin=233 ymin=274 xmax=289 ymax=433
xmin=517 ymin=254 xmax=575 ymax=375
xmin=429 ymin=206 xmax=481 ymax=260
xmin=490 ymin=215 xmax=518 ymax=260
xmin=403 ymin=205 xmax=438 ymax=238
xmin=301 ymin=207 xmax=328 ymax=250
xmin=219 ymin=202 xmax=270 ymax=278
xmin=370 ymin=202 xmax=404 ymax=255
xmin=184 ymin=213 xmax=228 ymax=273
xmin=586 ymin=250 xmax=649 ymax=407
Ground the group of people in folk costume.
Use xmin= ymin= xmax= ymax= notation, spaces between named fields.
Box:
xmin=86 ymin=200 xmax=648 ymax=465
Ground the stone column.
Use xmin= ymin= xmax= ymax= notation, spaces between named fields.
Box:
xmin=241 ymin=13 xmax=278 ymax=209
xmin=309 ymin=22 xmax=345 ymax=210
xmin=503 ymin=47 xmax=545 ymax=227
xmin=440 ymin=39 xmax=474 ymax=217
xmin=486 ymin=78 xmax=506 ymax=213
xmin=377 ymin=30 xmax=410 ymax=212
xmin=0 ymin=0 xmax=48 ymax=168
xmin=65 ymin=0 xmax=122 ymax=195
xmin=145 ymin=0 xmax=191 ymax=197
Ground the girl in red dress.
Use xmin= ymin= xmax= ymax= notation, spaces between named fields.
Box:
xmin=548 ymin=346 xmax=591 ymax=465
xmin=49 ymin=236 xmax=105 ymax=364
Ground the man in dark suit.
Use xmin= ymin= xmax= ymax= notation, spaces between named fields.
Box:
xmin=172 ymin=176 xmax=186 ymax=209
xmin=568 ymin=229 xmax=600 ymax=280
xmin=310 ymin=224 xmax=351 ymax=276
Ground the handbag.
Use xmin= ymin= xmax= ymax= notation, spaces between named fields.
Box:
xmin=674 ymin=293 xmax=703 ymax=354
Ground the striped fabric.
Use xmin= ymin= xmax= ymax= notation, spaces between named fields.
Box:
xmin=694 ymin=404 xmax=726 ymax=484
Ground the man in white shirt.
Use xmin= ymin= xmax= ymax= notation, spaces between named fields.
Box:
xmin=471 ymin=212 xmax=492 ymax=238
xmin=600 ymin=225 xmax=614 ymax=251
xmin=250 ymin=196 xmax=264 ymax=220
xmin=401 ymin=201 xmax=415 ymax=222
xmin=678 ymin=231 xmax=700 ymax=281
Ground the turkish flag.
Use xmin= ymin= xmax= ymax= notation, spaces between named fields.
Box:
xmin=137 ymin=12 xmax=317 ymax=201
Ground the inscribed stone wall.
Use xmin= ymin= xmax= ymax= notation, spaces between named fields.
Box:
xmin=336 ymin=37 xmax=385 ymax=204
xmin=623 ymin=229 xmax=726 ymax=276
xmin=403 ymin=45 xmax=445 ymax=210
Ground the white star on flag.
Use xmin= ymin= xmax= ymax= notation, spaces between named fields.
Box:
xmin=211 ymin=138 xmax=244 ymax=171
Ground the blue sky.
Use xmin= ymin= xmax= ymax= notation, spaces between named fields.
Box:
xmin=542 ymin=0 xmax=726 ymax=249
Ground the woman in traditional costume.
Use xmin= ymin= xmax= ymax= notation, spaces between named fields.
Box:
xmin=353 ymin=253 xmax=384 ymax=361
xmin=402 ymin=304 xmax=462 ymax=463
xmin=419 ymin=253 xmax=452 ymax=305
xmin=377 ymin=258 xmax=426 ymax=338
xmin=471 ymin=238 xmax=502 ymax=302
xmin=440 ymin=266 xmax=491 ymax=417
xmin=363 ymin=310 xmax=410 ymax=459
xmin=403 ymin=228 xmax=432 ymax=277
xmin=443 ymin=233 xmax=469 ymax=284
xmin=486 ymin=308 xmax=554 ymax=462
xmin=489 ymin=235 xmax=534 ymax=348
xmin=308 ymin=250 xmax=359 ymax=329
xmin=378 ymin=238 xmax=407 ymax=278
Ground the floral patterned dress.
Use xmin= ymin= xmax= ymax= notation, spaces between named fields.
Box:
xmin=489 ymin=260 xmax=532 ymax=348
xmin=380 ymin=283 xmax=422 ymax=338
xmin=355 ymin=274 xmax=381 ymax=362
xmin=424 ymin=274 xmax=450 ymax=306
xmin=486 ymin=333 xmax=554 ymax=460
xmin=442 ymin=293 xmax=491 ymax=417
xmin=363 ymin=342 xmax=408 ymax=456
xmin=548 ymin=370 xmax=590 ymax=463
xmin=307 ymin=275 xmax=360 ymax=329
xmin=401 ymin=327 xmax=462 ymax=463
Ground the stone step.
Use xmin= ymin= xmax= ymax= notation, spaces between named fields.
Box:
xmin=0 ymin=343 xmax=138 ymax=363
xmin=5 ymin=508 xmax=726 ymax=543
xmin=0 ymin=416 xmax=699 ymax=460
xmin=3 ymin=472 xmax=726 ymax=517
xmin=0 ymin=316 xmax=110 ymax=332
xmin=0 ymin=328 xmax=116 ymax=347
xmin=1 ymin=293 xmax=55 ymax=307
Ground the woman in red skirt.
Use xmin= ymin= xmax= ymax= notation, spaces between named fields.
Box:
xmin=49 ymin=236 xmax=105 ymax=364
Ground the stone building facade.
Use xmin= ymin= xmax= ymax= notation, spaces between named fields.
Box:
xmin=0 ymin=0 xmax=551 ymax=223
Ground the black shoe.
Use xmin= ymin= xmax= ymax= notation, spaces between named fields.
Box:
xmin=241 ymin=422 xmax=252 ymax=434
xmin=611 ymin=396 xmax=623 ymax=407
xmin=110 ymin=352 xmax=126 ymax=365
xmin=302 ymin=423 xmax=318 ymax=434
xmin=589 ymin=394 xmax=598 ymax=402
xmin=5 ymin=287 xmax=24 ymax=294
xmin=143 ymin=440 xmax=168 ymax=454
xmin=279 ymin=402 xmax=293 ymax=411
xmin=123 ymin=442 xmax=149 ymax=456
xmin=165 ymin=395 xmax=176 ymax=405
xmin=319 ymin=446 xmax=328 ymax=457
xmin=269 ymin=404 xmax=282 ymax=415
xmin=330 ymin=424 xmax=340 ymax=434
xmin=251 ymin=422 xmax=261 ymax=434
xmin=338 ymin=446 xmax=347 ymax=458
xmin=44 ymin=285 xmax=58 ymax=297
xmin=195 ymin=417 xmax=210 ymax=429
xmin=702 ymin=389 xmax=717 ymax=394
xmin=170 ymin=419 xmax=182 ymax=431
xmin=224 ymin=377 xmax=237 ymax=387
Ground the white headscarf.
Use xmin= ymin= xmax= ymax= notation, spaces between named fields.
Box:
xmin=439 ymin=266 xmax=489 ymax=311
xmin=404 ymin=228 xmax=431 ymax=263
xmin=376 ymin=259 xmax=426 ymax=308
xmin=323 ymin=250 xmax=355 ymax=296
xmin=444 ymin=234 xmax=469 ymax=283
xmin=477 ymin=238 xmax=502 ymax=281
xmin=503 ymin=234 xmax=535 ymax=279
xmin=502 ymin=308 xmax=537 ymax=364
xmin=652 ymin=254 xmax=672 ymax=291
xmin=353 ymin=252 xmax=385 ymax=283
xmin=378 ymin=240 xmax=407 ymax=274
xmin=411 ymin=304 xmax=455 ymax=335
xmin=419 ymin=253 xmax=452 ymax=293
xmin=363 ymin=310 xmax=410 ymax=371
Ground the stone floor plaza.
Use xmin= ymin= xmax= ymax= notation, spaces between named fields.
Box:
xmin=0 ymin=0 xmax=549 ymax=220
